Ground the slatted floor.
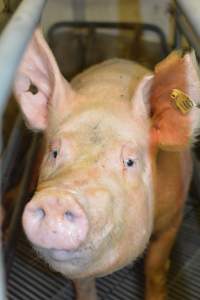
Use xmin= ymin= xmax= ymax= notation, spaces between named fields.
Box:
xmin=6 ymin=201 xmax=200 ymax=300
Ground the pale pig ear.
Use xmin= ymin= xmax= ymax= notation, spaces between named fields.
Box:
xmin=150 ymin=50 xmax=200 ymax=150
xmin=131 ymin=74 xmax=154 ymax=120
xmin=14 ymin=28 xmax=72 ymax=131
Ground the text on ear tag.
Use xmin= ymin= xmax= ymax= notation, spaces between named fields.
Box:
xmin=170 ymin=89 xmax=194 ymax=114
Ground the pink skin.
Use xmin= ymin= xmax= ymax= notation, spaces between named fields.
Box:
xmin=22 ymin=192 xmax=89 ymax=251
xmin=27 ymin=109 xmax=153 ymax=278
xmin=14 ymin=29 xmax=200 ymax=300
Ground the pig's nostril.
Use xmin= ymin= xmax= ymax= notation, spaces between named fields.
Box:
xmin=64 ymin=210 xmax=76 ymax=222
xmin=35 ymin=208 xmax=46 ymax=219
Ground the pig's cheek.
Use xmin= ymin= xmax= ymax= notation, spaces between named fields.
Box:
xmin=38 ymin=156 xmax=55 ymax=180
xmin=121 ymin=164 xmax=153 ymax=248
xmin=84 ymin=177 xmax=126 ymax=244
xmin=83 ymin=187 xmax=117 ymax=242
xmin=122 ymin=166 xmax=142 ymax=188
xmin=124 ymin=188 xmax=151 ymax=241
xmin=39 ymin=152 xmax=63 ymax=179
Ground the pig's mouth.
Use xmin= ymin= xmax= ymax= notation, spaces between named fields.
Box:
xmin=49 ymin=248 xmax=90 ymax=263
xmin=36 ymin=222 xmax=115 ymax=269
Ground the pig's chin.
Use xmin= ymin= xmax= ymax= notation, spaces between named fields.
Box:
xmin=33 ymin=220 xmax=117 ymax=277
xmin=35 ymin=242 xmax=104 ymax=278
xmin=34 ymin=225 xmax=114 ymax=276
xmin=34 ymin=226 xmax=151 ymax=279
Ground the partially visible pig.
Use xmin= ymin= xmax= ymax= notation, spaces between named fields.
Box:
xmin=14 ymin=29 xmax=200 ymax=300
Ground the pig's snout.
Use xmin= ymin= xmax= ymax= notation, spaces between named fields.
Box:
xmin=22 ymin=195 xmax=89 ymax=251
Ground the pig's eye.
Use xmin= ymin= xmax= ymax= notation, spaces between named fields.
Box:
xmin=124 ymin=158 xmax=136 ymax=168
xmin=48 ymin=139 xmax=61 ymax=162
xmin=121 ymin=143 xmax=138 ymax=170
xmin=52 ymin=149 xmax=58 ymax=159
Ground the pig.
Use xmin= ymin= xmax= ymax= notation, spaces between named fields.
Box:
xmin=14 ymin=29 xmax=200 ymax=300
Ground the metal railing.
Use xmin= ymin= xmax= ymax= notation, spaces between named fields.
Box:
xmin=0 ymin=0 xmax=47 ymax=123
xmin=0 ymin=0 xmax=47 ymax=298
xmin=173 ymin=0 xmax=200 ymax=58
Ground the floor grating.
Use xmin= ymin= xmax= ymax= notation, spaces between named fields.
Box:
xmin=7 ymin=202 xmax=200 ymax=300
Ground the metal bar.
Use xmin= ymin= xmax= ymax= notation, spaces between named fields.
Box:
xmin=175 ymin=0 xmax=200 ymax=38
xmin=0 ymin=247 xmax=6 ymax=300
xmin=173 ymin=25 xmax=182 ymax=49
xmin=0 ymin=0 xmax=47 ymax=297
xmin=175 ymin=12 xmax=200 ymax=59
xmin=4 ymin=134 xmax=40 ymax=278
xmin=47 ymin=21 xmax=169 ymax=57
xmin=0 ymin=0 xmax=47 ymax=121
xmin=172 ymin=8 xmax=182 ymax=49
xmin=1 ymin=114 xmax=24 ymax=196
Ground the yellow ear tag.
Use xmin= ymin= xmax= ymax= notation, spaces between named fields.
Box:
xmin=170 ymin=89 xmax=195 ymax=114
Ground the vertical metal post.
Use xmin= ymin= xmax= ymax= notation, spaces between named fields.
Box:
xmin=0 ymin=0 xmax=47 ymax=120
xmin=0 ymin=240 xmax=6 ymax=299
xmin=173 ymin=8 xmax=182 ymax=49
xmin=0 ymin=0 xmax=47 ymax=298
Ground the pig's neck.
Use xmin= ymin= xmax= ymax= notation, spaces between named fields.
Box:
xmin=154 ymin=149 xmax=192 ymax=233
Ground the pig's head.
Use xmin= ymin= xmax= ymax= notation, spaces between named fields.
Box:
xmin=14 ymin=30 xmax=200 ymax=279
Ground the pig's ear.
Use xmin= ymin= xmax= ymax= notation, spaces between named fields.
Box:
xmin=150 ymin=50 xmax=200 ymax=150
xmin=14 ymin=29 xmax=72 ymax=131
xmin=131 ymin=74 xmax=154 ymax=120
xmin=132 ymin=50 xmax=200 ymax=151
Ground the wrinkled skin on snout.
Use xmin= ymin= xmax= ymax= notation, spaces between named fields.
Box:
xmin=14 ymin=29 xmax=200 ymax=300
